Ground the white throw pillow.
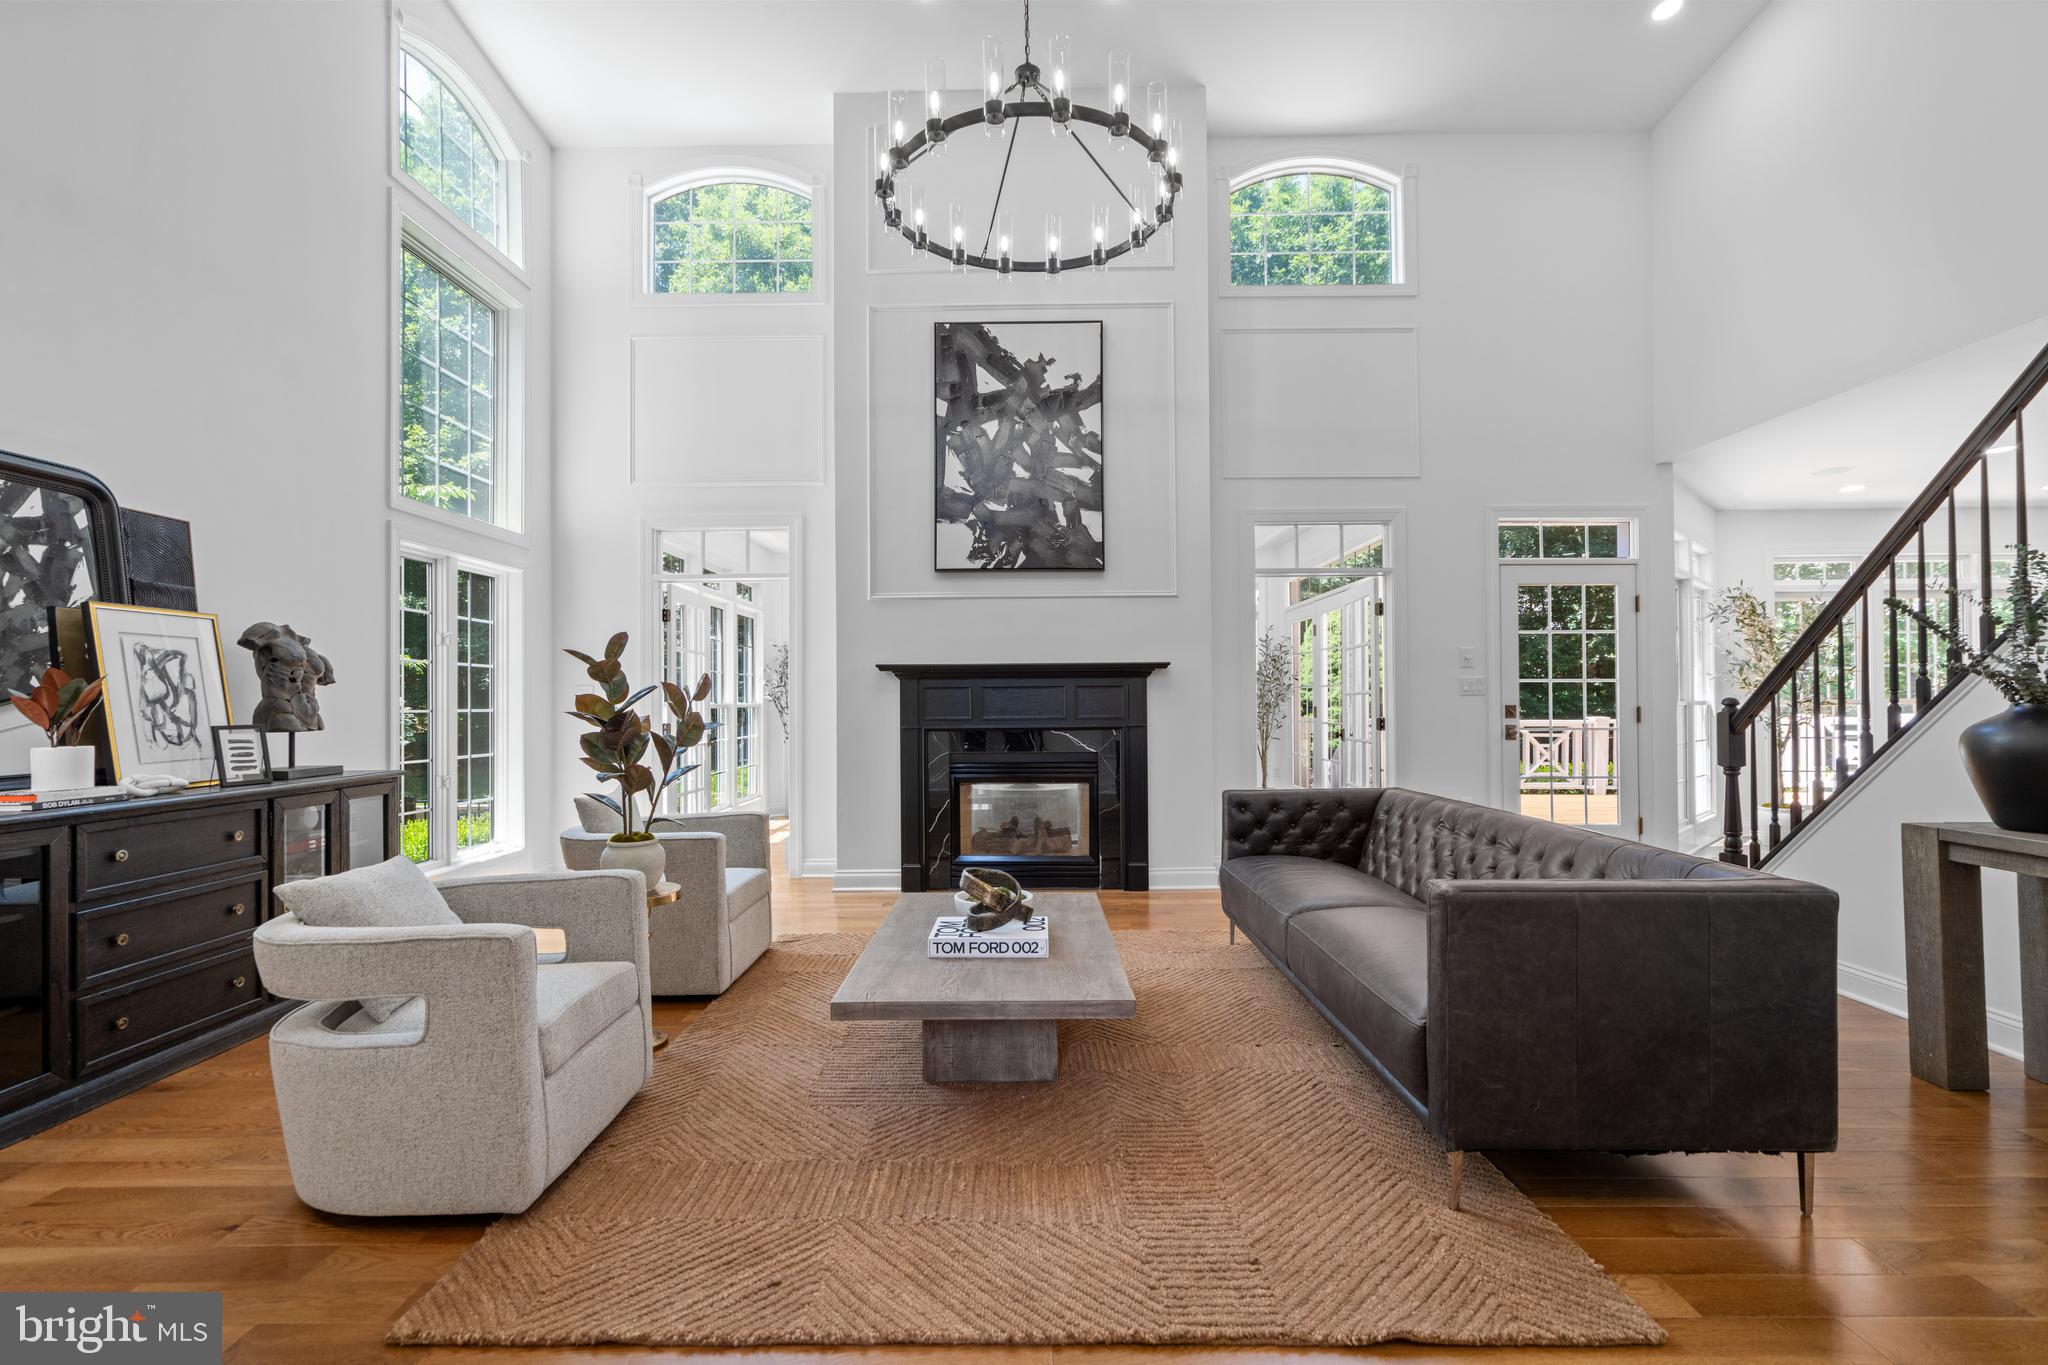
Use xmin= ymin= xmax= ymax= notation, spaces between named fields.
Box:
xmin=272 ymin=856 xmax=460 ymax=1023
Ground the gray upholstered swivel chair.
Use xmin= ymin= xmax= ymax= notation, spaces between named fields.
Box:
xmin=251 ymin=869 xmax=651 ymax=1217
xmin=559 ymin=795 xmax=772 ymax=996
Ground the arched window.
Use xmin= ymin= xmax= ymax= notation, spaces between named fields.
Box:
xmin=1227 ymin=162 xmax=1401 ymax=288
xmin=649 ymin=176 xmax=814 ymax=295
xmin=399 ymin=44 xmax=508 ymax=250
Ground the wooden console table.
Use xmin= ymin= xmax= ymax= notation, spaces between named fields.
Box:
xmin=1901 ymin=822 xmax=2047 ymax=1089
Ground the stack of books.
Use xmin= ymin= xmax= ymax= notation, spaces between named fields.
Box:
xmin=927 ymin=915 xmax=1051 ymax=960
xmin=0 ymin=785 xmax=131 ymax=813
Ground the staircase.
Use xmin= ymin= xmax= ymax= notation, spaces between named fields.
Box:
xmin=1715 ymin=342 xmax=2048 ymax=867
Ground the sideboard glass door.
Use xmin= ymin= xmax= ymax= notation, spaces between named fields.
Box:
xmin=346 ymin=791 xmax=390 ymax=870
xmin=276 ymin=797 xmax=336 ymax=885
xmin=0 ymin=835 xmax=59 ymax=1104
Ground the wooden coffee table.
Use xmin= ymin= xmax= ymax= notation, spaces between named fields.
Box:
xmin=829 ymin=891 xmax=1135 ymax=1082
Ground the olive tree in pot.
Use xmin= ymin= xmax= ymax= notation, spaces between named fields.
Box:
xmin=1888 ymin=545 xmax=2048 ymax=833
xmin=564 ymin=632 xmax=712 ymax=894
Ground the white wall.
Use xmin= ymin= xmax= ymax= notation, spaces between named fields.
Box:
xmin=1772 ymin=676 xmax=2024 ymax=1060
xmin=0 ymin=0 xmax=557 ymax=869
xmin=830 ymin=90 xmax=1217 ymax=889
xmin=1652 ymin=0 xmax=2048 ymax=459
xmin=1211 ymin=134 xmax=1676 ymax=843
xmin=549 ymin=145 xmax=835 ymax=874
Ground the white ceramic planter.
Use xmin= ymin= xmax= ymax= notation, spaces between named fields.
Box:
xmin=28 ymin=745 xmax=95 ymax=792
xmin=598 ymin=837 xmax=666 ymax=898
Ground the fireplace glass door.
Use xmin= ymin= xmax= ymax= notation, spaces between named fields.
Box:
xmin=959 ymin=781 xmax=1092 ymax=858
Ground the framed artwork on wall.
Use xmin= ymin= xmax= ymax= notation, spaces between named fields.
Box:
xmin=85 ymin=602 xmax=234 ymax=786
xmin=933 ymin=320 xmax=1105 ymax=571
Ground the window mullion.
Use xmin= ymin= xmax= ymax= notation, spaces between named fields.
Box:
xmin=434 ymin=558 xmax=460 ymax=865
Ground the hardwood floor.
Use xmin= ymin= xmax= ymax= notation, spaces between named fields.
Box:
xmin=4 ymin=831 xmax=2045 ymax=1363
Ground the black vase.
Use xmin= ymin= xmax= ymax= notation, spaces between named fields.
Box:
xmin=1958 ymin=704 xmax=2048 ymax=833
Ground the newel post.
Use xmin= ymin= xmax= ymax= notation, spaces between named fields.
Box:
xmin=1716 ymin=697 xmax=1748 ymax=865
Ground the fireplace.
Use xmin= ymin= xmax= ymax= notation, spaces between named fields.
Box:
xmin=880 ymin=663 xmax=1166 ymax=891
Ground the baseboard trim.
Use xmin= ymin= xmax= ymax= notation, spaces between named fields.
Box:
xmin=1147 ymin=866 xmax=1220 ymax=890
xmin=1837 ymin=959 xmax=2024 ymax=1063
xmin=795 ymin=858 xmax=839 ymax=880
xmin=831 ymin=867 xmax=901 ymax=892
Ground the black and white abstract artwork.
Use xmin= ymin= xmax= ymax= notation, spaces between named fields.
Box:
xmin=934 ymin=320 xmax=1104 ymax=571
xmin=86 ymin=602 xmax=233 ymax=785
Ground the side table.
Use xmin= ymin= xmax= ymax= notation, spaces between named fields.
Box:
xmin=1901 ymin=822 xmax=2047 ymax=1089
xmin=647 ymin=879 xmax=679 ymax=1051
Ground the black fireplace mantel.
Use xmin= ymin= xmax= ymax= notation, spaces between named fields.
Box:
xmin=877 ymin=663 xmax=1170 ymax=679
xmin=879 ymin=663 xmax=1168 ymax=892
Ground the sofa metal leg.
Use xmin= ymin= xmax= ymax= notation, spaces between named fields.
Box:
xmin=1796 ymin=1152 xmax=1816 ymax=1217
xmin=1447 ymin=1150 xmax=1465 ymax=1211
xmin=1229 ymin=922 xmax=1236 ymax=945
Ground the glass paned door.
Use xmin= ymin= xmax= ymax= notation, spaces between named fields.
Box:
xmin=1501 ymin=564 xmax=1636 ymax=834
xmin=1287 ymin=577 xmax=1388 ymax=789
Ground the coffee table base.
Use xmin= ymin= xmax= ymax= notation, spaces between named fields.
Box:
xmin=921 ymin=1018 xmax=1058 ymax=1083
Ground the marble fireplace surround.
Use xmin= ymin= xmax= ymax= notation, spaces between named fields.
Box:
xmin=878 ymin=664 xmax=1167 ymax=892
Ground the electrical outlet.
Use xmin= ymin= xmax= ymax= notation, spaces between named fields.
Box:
xmin=1457 ymin=676 xmax=1486 ymax=696
xmin=1457 ymin=646 xmax=1479 ymax=670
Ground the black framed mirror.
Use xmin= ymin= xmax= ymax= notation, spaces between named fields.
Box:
xmin=0 ymin=450 xmax=128 ymax=788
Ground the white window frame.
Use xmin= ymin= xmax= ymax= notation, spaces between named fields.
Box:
xmin=388 ymin=208 xmax=529 ymax=544
xmin=389 ymin=17 xmax=527 ymax=278
xmin=391 ymin=536 xmax=523 ymax=871
xmin=1675 ymin=537 xmax=1718 ymax=847
xmin=634 ymin=163 xmax=828 ymax=306
xmin=653 ymin=576 xmax=764 ymax=815
xmin=1217 ymin=154 xmax=1419 ymax=299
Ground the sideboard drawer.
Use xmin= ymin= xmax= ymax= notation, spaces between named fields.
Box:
xmin=76 ymin=805 xmax=264 ymax=897
xmin=73 ymin=877 xmax=262 ymax=989
xmin=75 ymin=947 xmax=264 ymax=1073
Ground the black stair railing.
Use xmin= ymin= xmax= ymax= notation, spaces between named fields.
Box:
xmin=1717 ymin=341 xmax=2048 ymax=867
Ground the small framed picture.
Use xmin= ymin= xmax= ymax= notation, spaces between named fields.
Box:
xmin=212 ymin=724 xmax=271 ymax=787
xmin=84 ymin=601 xmax=234 ymax=786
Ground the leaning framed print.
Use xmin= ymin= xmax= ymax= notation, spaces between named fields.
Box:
xmin=84 ymin=601 xmax=234 ymax=786
xmin=212 ymin=724 xmax=272 ymax=787
xmin=933 ymin=319 xmax=1105 ymax=571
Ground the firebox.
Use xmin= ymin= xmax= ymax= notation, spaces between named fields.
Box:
xmin=953 ymin=754 xmax=1100 ymax=886
xmin=880 ymin=662 xmax=1166 ymax=891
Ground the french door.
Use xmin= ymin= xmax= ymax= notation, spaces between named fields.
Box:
xmin=1499 ymin=564 xmax=1637 ymax=836
xmin=1286 ymin=576 xmax=1388 ymax=789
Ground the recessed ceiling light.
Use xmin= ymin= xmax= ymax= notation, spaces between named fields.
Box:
xmin=1651 ymin=0 xmax=1685 ymax=20
xmin=1839 ymin=484 xmax=1867 ymax=494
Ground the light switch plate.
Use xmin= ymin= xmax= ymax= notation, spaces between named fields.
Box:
xmin=1457 ymin=676 xmax=1486 ymax=696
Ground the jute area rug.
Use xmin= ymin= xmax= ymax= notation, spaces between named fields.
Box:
xmin=390 ymin=930 xmax=1663 ymax=1349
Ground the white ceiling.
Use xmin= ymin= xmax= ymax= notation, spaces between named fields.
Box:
xmin=447 ymin=0 xmax=1767 ymax=148
xmin=1674 ymin=316 xmax=2048 ymax=513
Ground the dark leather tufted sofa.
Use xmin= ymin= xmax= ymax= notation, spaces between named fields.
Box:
xmin=1220 ymin=787 xmax=1838 ymax=1212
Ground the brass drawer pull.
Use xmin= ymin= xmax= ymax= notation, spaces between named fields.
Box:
xmin=232 ymin=975 xmax=247 ymax=989
xmin=114 ymin=1016 xmax=129 ymax=1031
xmin=113 ymin=849 xmax=129 ymax=863
xmin=231 ymin=830 xmax=246 ymax=843
xmin=114 ymin=932 xmax=130 ymax=947
xmin=230 ymin=902 xmax=247 ymax=916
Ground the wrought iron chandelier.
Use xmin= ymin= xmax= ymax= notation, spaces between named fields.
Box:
xmin=871 ymin=0 xmax=1183 ymax=276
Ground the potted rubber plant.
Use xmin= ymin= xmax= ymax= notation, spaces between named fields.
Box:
xmin=564 ymin=632 xmax=712 ymax=893
xmin=9 ymin=666 xmax=103 ymax=792
xmin=1887 ymin=545 xmax=2048 ymax=832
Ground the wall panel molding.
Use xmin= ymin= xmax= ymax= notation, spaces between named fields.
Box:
xmin=628 ymin=333 xmax=828 ymax=485
xmin=863 ymin=299 xmax=1180 ymax=600
xmin=1216 ymin=325 xmax=1420 ymax=479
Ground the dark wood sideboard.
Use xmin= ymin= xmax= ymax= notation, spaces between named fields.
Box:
xmin=0 ymin=771 xmax=400 ymax=1146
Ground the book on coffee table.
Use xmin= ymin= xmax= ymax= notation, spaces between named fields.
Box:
xmin=927 ymin=914 xmax=1050 ymax=959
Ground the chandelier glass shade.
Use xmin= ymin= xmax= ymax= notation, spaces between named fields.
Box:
xmin=872 ymin=1 xmax=1184 ymax=275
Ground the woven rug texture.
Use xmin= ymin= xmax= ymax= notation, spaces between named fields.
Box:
xmin=389 ymin=929 xmax=1664 ymax=1348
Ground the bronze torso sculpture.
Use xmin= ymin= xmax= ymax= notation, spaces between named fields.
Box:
xmin=237 ymin=622 xmax=335 ymax=732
